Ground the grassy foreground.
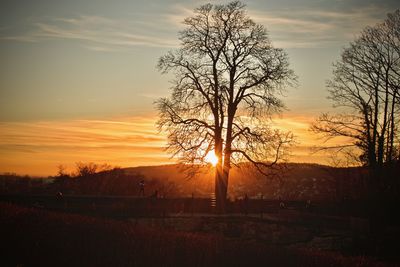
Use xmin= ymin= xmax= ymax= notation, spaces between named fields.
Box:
xmin=0 ymin=202 xmax=393 ymax=267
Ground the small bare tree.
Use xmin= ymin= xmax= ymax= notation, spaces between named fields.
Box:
xmin=157 ymin=1 xmax=296 ymax=212
xmin=312 ymin=10 xmax=400 ymax=176
xmin=75 ymin=162 xmax=98 ymax=177
xmin=57 ymin=164 xmax=69 ymax=177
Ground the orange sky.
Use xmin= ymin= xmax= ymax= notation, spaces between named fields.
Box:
xmin=0 ymin=113 xmax=346 ymax=176
xmin=0 ymin=116 xmax=169 ymax=176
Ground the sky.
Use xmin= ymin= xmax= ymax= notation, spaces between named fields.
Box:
xmin=0 ymin=0 xmax=399 ymax=176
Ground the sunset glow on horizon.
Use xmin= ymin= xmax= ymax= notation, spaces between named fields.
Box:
xmin=0 ymin=116 xmax=170 ymax=176
xmin=0 ymin=114 xmax=350 ymax=176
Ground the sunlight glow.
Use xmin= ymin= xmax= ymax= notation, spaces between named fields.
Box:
xmin=205 ymin=150 xmax=218 ymax=166
xmin=0 ymin=115 xmax=342 ymax=175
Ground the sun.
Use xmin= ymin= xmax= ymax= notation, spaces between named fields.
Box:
xmin=205 ymin=150 xmax=218 ymax=166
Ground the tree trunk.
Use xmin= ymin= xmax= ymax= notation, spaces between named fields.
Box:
xmin=371 ymin=83 xmax=380 ymax=167
xmin=387 ymin=90 xmax=397 ymax=162
xmin=220 ymin=157 xmax=231 ymax=211
xmin=214 ymin=132 xmax=226 ymax=213
xmin=216 ymin=104 xmax=234 ymax=214
xmin=214 ymin=132 xmax=233 ymax=214
xmin=214 ymin=161 xmax=228 ymax=213
xmin=215 ymin=166 xmax=227 ymax=214
xmin=378 ymin=74 xmax=390 ymax=166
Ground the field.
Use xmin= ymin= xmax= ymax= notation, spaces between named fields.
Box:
xmin=0 ymin=202 xmax=395 ymax=267
xmin=1 ymin=163 xmax=399 ymax=266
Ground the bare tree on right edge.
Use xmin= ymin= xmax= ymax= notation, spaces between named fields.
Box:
xmin=311 ymin=10 xmax=400 ymax=178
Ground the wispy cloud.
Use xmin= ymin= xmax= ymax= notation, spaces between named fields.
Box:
xmin=148 ymin=2 xmax=393 ymax=49
xmin=249 ymin=5 xmax=391 ymax=48
xmin=271 ymin=113 xmax=354 ymax=164
xmin=1 ymin=3 xmax=393 ymax=50
xmin=1 ymin=15 xmax=178 ymax=51
xmin=0 ymin=116 xmax=171 ymax=175
xmin=164 ymin=4 xmax=195 ymax=27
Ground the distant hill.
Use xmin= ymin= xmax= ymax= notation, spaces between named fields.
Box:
xmin=123 ymin=163 xmax=369 ymax=201
xmin=0 ymin=162 xmax=386 ymax=201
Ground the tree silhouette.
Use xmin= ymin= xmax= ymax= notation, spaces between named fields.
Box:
xmin=312 ymin=10 xmax=400 ymax=175
xmin=157 ymin=1 xmax=296 ymax=212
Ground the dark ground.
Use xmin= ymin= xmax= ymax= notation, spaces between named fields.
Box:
xmin=1 ymin=201 xmax=399 ymax=267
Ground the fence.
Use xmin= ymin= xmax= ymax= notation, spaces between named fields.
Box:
xmin=0 ymin=194 xmax=369 ymax=218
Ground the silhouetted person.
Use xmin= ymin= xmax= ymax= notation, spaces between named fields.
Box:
xmin=305 ymin=199 xmax=312 ymax=211
xmin=279 ymin=196 xmax=285 ymax=209
xmin=56 ymin=191 xmax=63 ymax=207
xmin=138 ymin=180 xmax=145 ymax=197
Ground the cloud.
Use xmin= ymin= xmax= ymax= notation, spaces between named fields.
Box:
xmin=164 ymin=4 xmax=195 ymax=27
xmin=248 ymin=5 xmax=392 ymax=48
xmin=0 ymin=116 xmax=171 ymax=175
xmin=270 ymin=113 xmax=354 ymax=165
xmin=149 ymin=1 xmax=393 ymax=49
xmin=2 ymin=2 xmax=393 ymax=50
xmin=1 ymin=15 xmax=178 ymax=50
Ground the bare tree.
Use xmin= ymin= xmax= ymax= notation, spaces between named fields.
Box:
xmin=312 ymin=10 xmax=400 ymax=175
xmin=57 ymin=164 xmax=69 ymax=178
xmin=157 ymin=1 xmax=296 ymax=212
xmin=75 ymin=162 xmax=98 ymax=177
